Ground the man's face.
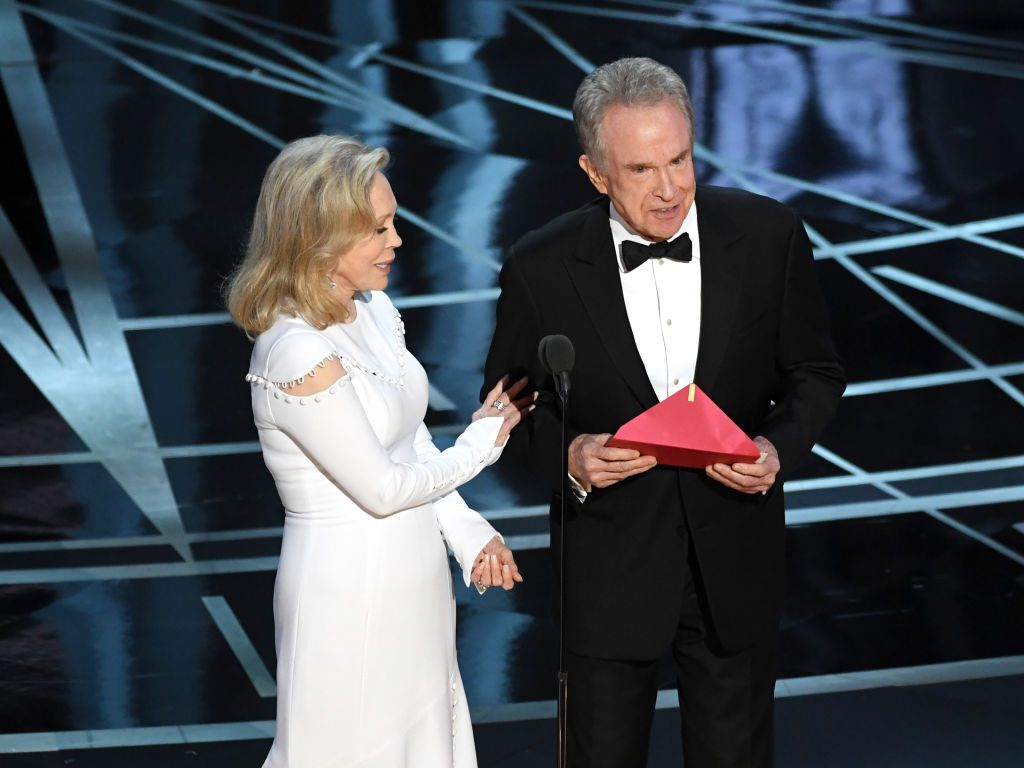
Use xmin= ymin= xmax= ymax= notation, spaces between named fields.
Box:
xmin=579 ymin=100 xmax=696 ymax=242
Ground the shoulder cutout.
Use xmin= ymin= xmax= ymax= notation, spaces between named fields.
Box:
xmin=257 ymin=329 xmax=344 ymax=389
xmin=280 ymin=356 xmax=348 ymax=395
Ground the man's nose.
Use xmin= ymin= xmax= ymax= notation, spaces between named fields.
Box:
xmin=652 ymin=168 xmax=676 ymax=200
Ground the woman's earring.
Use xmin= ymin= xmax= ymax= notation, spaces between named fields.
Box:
xmin=326 ymin=275 xmax=337 ymax=290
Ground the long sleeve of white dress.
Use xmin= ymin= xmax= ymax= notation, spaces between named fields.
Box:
xmin=256 ymin=330 xmax=504 ymax=518
xmin=412 ymin=423 xmax=501 ymax=586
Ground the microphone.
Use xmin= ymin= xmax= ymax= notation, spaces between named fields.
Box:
xmin=538 ymin=334 xmax=575 ymax=766
xmin=538 ymin=334 xmax=575 ymax=400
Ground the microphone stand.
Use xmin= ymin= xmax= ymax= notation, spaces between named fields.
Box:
xmin=556 ymin=371 xmax=569 ymax=768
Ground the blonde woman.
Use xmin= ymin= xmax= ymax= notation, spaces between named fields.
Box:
xmin=226 ymin=135 xmax=529 ymax=767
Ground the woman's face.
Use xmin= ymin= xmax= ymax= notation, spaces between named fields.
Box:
xmin=330 ymin=172 xmax=402 ymax=296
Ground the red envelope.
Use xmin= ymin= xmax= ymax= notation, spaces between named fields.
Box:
xmin=606 ymin=384 xmax=760 ymax=468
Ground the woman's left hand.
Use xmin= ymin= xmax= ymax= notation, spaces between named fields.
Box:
xmin=471 ymin=535 xmax=523 ymax=593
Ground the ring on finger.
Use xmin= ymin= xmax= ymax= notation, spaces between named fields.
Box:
xmin=492 ymin=400 xmax=506 ymax=412
xmin=475 ymin=581 xmax=488 ymax=594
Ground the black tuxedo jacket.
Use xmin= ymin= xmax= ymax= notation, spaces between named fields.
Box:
xmin=484 ymin=186 xmax=845 ymax=658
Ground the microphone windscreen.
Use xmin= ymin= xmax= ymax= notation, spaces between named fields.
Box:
xmin=538 ymin=334 xmax=575 ymax=375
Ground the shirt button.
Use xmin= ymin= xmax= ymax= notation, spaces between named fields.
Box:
xmin=658 ymin=258 xmax=664 ymax=265
xmin=666 ymin=319 xmax=673 ymax=326
xmin=673 ymin=378 xmax=679 ymax=385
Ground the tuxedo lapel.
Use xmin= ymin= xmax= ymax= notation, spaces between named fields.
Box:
xmin=694 ymin=188 xmax=746 ymax=393
xmin=563 ymin=201 xmax=659 ymax=409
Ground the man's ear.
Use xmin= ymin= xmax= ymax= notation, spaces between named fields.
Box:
xmin=578 ymin=155 xmax=608 ymax=195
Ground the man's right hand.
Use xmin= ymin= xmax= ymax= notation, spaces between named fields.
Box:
xmin=568 ymin=433 xmax=657 ymax=491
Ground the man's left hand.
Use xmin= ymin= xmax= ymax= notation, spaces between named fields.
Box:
xmin=705 ymin=436 xmax=780 ymax=494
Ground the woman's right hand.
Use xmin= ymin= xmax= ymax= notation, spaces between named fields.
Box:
xmin=474 ymin=375 xmax=536 ymax=446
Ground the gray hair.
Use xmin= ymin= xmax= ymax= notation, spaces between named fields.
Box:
xmin=573 ymin=57 xmax=695 ymax=169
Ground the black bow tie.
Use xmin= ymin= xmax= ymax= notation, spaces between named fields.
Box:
xmin=621 ymin=233 xmax=692 ymax=273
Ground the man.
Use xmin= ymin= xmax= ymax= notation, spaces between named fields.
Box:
xmin=483 ymin=58 xmax=845 ymax=767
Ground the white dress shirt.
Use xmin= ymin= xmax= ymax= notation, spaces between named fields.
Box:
xmin=610 ymin=201 xmax=702 ymax=401
xmin=568 ymin=202 xmax=704 ymax=502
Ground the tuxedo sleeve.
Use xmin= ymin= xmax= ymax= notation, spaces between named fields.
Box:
xmin=483 ymin=247 xmax=577 ymax=494
xmin=757 ymin=211 xmax=846 ymax=478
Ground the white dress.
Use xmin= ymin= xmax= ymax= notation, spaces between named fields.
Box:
xmin=246 ymin=291 xmax=503 ymax=768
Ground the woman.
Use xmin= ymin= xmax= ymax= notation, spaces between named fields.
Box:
xmin=226 ymin=134 xmax=530 ymax=767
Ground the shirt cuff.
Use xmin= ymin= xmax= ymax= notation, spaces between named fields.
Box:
xmin=568 ymin=473 xmax=588 ymax=504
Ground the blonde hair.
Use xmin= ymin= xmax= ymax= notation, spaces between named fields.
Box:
xmin=225 ymin=134 xmax=390 ymax=337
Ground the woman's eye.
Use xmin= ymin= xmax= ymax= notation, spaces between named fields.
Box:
xmin=375 ymin=226 xmax=388 ymax=235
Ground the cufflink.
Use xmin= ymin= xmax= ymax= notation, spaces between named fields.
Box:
xmin=568 ymin=474 xmax=588 ymax=504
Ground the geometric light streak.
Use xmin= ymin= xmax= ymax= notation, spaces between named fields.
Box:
xmin=34 ymin=13 xmax=287 ymax=153
xmin=169 ymin=0 xmax=476 ymax=150
xmin=22 ymin=648 xmax=1024 ymax=754
xmin=201 ymin=596 xmax=277 ymax=697
xmin=6 ymin=478 xmax=1021 ymax=564
xmin=0 ymin=423 xmax=466 ymax=466
xmin=0 ymin=526 xmax=285 ymax=554
xmin=711 ymin=0 xmax=1024 ymax=54
xmin=79 ymin=0 xmax=357 ymax=103
xmin=512 ymin=0 xmax=1024 ymax=80
xmin=701 ymin=153 xmax=1024 ymax=263
xmin=872 ymin=266 xmax=1024 ymax=327
xmin=368 ymin=50 xmax=574 ymax=121
xmin=784 ymin=485 xmax=1024 ymax=527
xmin=428 ymin=384 xmax=458 ymax=411
xmin=844 ymin=362 xmax=1024 ymax=397
xmin=636 ymin=0 xmax=1024 ymax=59
xmin=772 ymin=654 xmax=1024 ymax=698
xmin=696 ymin=11 xmax=1014 ymax=61
xmin=2 ymin=444 xmax=1022 ymax=559
xmin=828 ymin=250 xmax=1024 ymax=409
xmin=0 ymin=721 xmax=277 ymax=754
xmin=5 ymin=653 xmax=1024 ymax=750
xmin=19 ymin=7 xmax=365 ymax=112
xmin=79 ymin=0 xmax=472 ymax=150
xmin=198 ymin=3 xmax=343 ymax=47
xmin=0 ymin=207 xmax=87 ymax=369
xmin=811 ymin=445 xmax=1024 ymax=567
xmin=0 ymin=441 xmax=263 ymax=469
xmin=506 ymin=6 xmax=596 ymax=73
xmin=498 ymin=483 xmax=1024 ymax=549
xmin=115 ymin=289 xmax=504 ymax=331
xmin=1 ymin=0 xmax=189 ymax=559
xmin=787 ymin=454 xmax=1024 ymax=493
xmin=29 ymin=15 xmax=499 ymax=275
xmin=813 ymin=212 xmax=1024 ymax=260
xmin=0 ymin=556 xmax=282 ymax=586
